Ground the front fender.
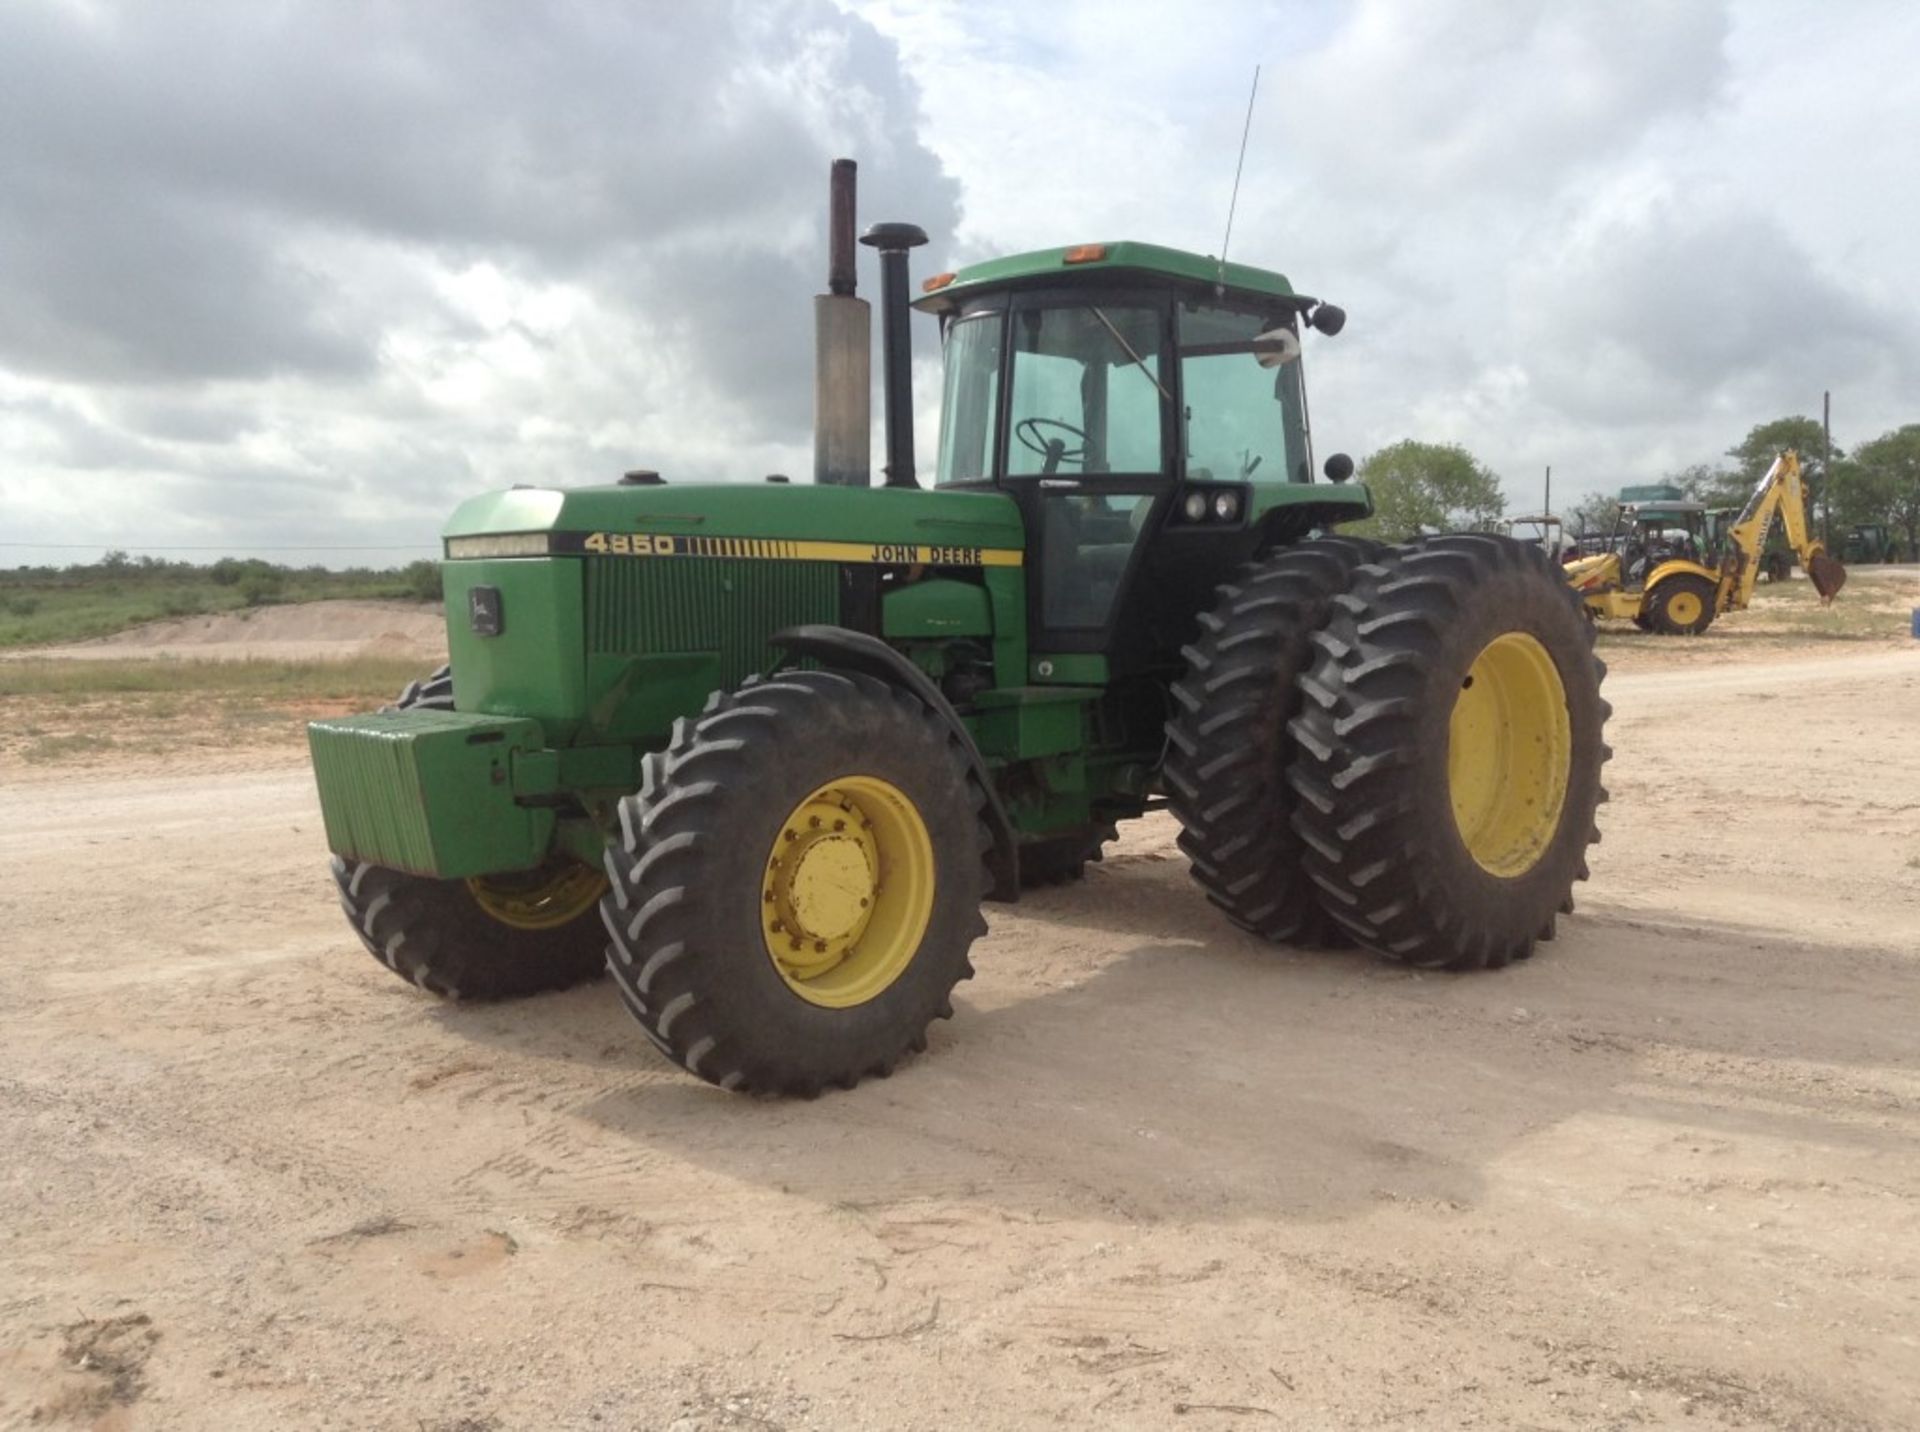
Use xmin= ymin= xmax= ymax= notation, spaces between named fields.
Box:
xmin=769 ymin=624 xmax=1020 ymax=902
xmin=1645 ymin=558 xmax=1724 ymax=591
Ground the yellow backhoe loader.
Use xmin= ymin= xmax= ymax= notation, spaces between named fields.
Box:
xmin=1565 ymin=451 xmax=1846 ymax=634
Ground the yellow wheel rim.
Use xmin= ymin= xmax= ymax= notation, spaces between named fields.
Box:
xmin=1664 ymin=588 xmax=1704 ymax=627
xmin=467 ymin=858 xmax=608 ymax=931
xmin=761 ymin=775 xmax=934 ymax=1008
xmin=1448 ymin=632 xmax=1572 ymax=878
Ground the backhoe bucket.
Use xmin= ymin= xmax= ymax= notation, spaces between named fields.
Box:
xmin=1807 ymin=552 xmax=1847 ymax=603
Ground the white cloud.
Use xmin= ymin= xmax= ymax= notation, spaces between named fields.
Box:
xmin=4 ymin=0 xmax=1919 ymax=561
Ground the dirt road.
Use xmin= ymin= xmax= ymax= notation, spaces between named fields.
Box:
xmin=3 ymin=643 xmax=1918 ymax=1429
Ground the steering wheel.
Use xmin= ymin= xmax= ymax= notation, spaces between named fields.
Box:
xmin=1014 ymin=417 xmax=1089 ymax=474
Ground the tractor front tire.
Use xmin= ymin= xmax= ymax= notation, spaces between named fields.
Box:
xmin=1645 ymin=574 xmax=1717 ymax=635
xmin=333 ymin=858 xmax=611 ymax=1000
xmin=1165 ymin=536 xmax=1383 ymax=942
xmin=601 ymin=670 xmax=991 ymax=1096
xmin=1289 ymin=534 xmax=1610 ymax=971
xmin=330 ymin=664 xmax=609 ymax=1000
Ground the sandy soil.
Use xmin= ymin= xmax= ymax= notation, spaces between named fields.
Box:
xmin=8 ymin=599 xmax=448 ymax=664
xmin=3 ymin=638 xmax=1919 ymax=1429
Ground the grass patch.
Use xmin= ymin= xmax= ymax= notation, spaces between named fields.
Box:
xmin=0 ymin=557 xmax=441 ymax=648
xmin=0 ymin=655 xmax=424 ymax=701
xmin=1594 ymin=570 xmax=1920 ymax=647
xmin=22 ymin=732 xmax=119 ymax=764
xmin=0 ymin=656 xmax=428 ymax=769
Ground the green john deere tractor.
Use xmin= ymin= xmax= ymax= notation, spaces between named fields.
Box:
xmin=310 ymin=160 xmax=1610 ymax=1095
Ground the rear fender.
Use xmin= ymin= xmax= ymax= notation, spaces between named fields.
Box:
xmin=1645 ymin=558 xmax=1725 ymax=600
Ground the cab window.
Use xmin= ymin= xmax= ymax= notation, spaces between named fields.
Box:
xmin=935 ymin=313 xmax=1002 ymax=486
xmin=1007 ymin=305 xmax=1165 ymax=477
xmin=1179 ymin=303 xmax=1307 ymax=483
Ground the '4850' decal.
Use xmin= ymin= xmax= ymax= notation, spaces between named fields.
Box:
xmin=575 ymin=532 xmax=1022 ymax=567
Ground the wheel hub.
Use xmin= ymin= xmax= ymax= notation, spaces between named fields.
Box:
xmin=467 ymin=858 xmax=608 ymax=930
xmin=1448 ymin=631 xmax=1572 ymax=878
xmin=761 ymin=777 xmax=935 ymax=1007
xmin=764 ymin=793 xmax=881 ymax=979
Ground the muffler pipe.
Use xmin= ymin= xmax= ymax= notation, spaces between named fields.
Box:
xmin=813 ymin=159 xmax=871 ymax=487
xmin=860 ymin=220 xmax=929 ymax=490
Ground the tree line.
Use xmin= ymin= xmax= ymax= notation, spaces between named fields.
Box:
xmin=1348 ymin=417 xmax=1920 ymax=559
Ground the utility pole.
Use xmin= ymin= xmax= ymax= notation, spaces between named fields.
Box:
xmin=1823 ymin=390 xmax=1834 ymax=547
xmin=1544 ymin=465 xmax=1551 ymax=518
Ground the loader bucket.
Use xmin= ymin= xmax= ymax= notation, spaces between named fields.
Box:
xmin=1807 ymin=551 xmax=1847 ymax=604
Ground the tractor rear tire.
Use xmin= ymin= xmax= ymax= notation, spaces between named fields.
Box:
xmin=1165 ymin=536 xmax=1384 ymax=943
xmin=1289 ymin=534 xmax=1610 ymax=971
xmin=600 ymin=670 xmax=991 ymax=1096
xmin=1645 ymin=574 xmax=1717 ymax=635
xmin=330 ymin=665 xmax=608 ymax=1001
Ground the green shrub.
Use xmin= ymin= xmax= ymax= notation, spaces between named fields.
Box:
xmin=403 ymin=560 xmax=443 ymax=602
xmin=240 ymin=570 xmax=286 ymax=607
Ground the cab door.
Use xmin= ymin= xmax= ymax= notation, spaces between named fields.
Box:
xmin=999 ymin=294 xmax=1174 ymax=654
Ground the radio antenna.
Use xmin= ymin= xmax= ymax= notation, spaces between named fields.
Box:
xmin=1218 ymin=64 xmax=1262 ymax=285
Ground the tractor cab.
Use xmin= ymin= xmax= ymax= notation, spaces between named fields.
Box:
xmin=1614 ymin=499 xmax=1711 ymax=580
xmin=914 ymin=243 xmax=1367 ymax=672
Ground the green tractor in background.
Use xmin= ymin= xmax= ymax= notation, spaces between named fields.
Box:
xmin=1840 ymin=524 xmax=1905 ymax=565
xmin=311 ymin=161 xmax=1610 ymax=1096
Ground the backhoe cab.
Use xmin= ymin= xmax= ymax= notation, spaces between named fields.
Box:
xmin=309 ymin=160 xmax=1609 ymax=1096
xmin=1567 ymin=452 xmax=1846 ymax=634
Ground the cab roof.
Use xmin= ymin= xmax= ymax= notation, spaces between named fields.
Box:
xmin=914 ymin=241 xmax=1302 ymax=315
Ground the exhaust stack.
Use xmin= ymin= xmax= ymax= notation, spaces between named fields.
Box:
xmin=860 ymin=220 xmax=929 ymax=490
xmin=813 ymin=159 xmax=871 ymax=487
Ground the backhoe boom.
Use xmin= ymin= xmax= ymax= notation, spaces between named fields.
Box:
xmin=1720 ymin=452 xmax=1841 ymax=609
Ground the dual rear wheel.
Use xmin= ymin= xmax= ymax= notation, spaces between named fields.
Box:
xmin=1169 ymin=533 xmax=1609 ymax=970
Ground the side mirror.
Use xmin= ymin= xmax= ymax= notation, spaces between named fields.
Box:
xmin=1323 ymin=452 xmax=1355 ymax=483
xmin=1253 ymin=327 xmax=1301 ymax=368
xmin=1309 ymin=303 xmax=1346 ymax=336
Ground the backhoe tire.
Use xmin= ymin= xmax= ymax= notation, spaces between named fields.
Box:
xmin=600 ymin=670 xmax=991 ymax=1096
xmin=1645 ymin=573 xmax=1717 ymax=635
xmin=1019 ymin=822 xmax=1119 ymax=887
xmin=1289 ymin=534 xmax=1610 ymax=971
xmin=330 ymin=665 xmax=609 ymax=1001
xmin=1165 ymin=536 xmax=1385 ymax=943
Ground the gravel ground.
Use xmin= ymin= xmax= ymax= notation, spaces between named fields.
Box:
xmin=2 ymin=633 xmax=1917 ymax=1430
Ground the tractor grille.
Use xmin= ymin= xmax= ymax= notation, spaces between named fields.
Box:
xmin=584 ymin=557 xmax=839 ymax=688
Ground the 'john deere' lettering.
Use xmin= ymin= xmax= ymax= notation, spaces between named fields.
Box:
xmin=564 ymin=532 xmax=1019 ymax=567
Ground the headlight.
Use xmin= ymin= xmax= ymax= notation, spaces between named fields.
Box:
xmin=1212 ymin=491 xmax=1241 ymax=522
xmin=445 ymin=532 xmax=553 ymax=559
xmin=1183 ymin=492 xmax=1209 ymax=522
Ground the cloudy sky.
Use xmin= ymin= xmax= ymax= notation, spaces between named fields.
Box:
xmin=3 ymin=0 xmax=1917 ymax=563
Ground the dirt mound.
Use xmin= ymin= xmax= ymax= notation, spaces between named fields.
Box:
xmin=24 ymin=599 xmax=448 ymax=663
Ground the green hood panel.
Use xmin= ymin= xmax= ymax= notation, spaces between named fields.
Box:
xmin=444 ymin=482 xmax=1026 ymax=552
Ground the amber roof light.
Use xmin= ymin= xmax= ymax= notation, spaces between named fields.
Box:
xmin=1063 ymin=244 xmax=1109 ymax=264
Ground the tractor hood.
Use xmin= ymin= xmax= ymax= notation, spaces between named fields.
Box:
xmin=443 ymin=481 xmax=1025 ymax=560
